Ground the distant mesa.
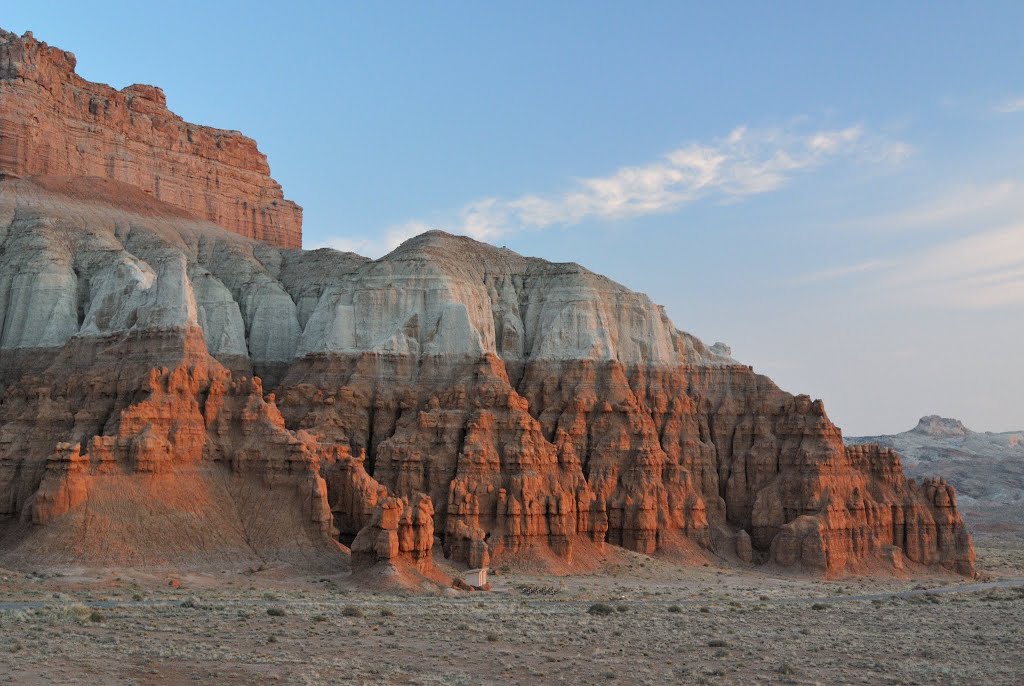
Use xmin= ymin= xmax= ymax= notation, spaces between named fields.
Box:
xmin=912 ymin=415 xmax=970 ymax=438
xmin=847 ymin=416 xmax=1024 ymax=539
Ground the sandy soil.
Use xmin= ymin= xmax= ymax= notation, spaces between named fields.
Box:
xmin=1 ymin=538 xmax=1022 ymax=686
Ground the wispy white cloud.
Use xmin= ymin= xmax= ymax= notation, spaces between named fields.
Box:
xmin=844 ymin=181 xmax=1024 ymax=232
xmin=793 ymin=259 xmax=889 ymax=284
xmin=885 ymin=224 xmax=1024 ymax=308
xmin=994 ymin=96 xmax=1024 ymax=114
xmin=803 ymin=180 xmax=1024 ymax=309
xmin=450 ymin=124 xmax=902 ymax=242
xmin=316 ymin=122 xmax=908 ymax=257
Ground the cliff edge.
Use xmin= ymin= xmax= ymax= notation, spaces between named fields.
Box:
xmin=0 ymin=28 xmax=302 ymax=248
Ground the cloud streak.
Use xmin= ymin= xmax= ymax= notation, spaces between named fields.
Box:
xmin=842 ymin=181 xmax=1024 ymax=233
xmin=994 ymin=96 xmax=1024 ymax=114
xmin=314 ymin=122 xmax=908 ymax=257
xmin=798 ymin=181 xmax=1024 ymax=309
xmin=884 ymin=224 xmax=1024 ymax=308
xmin=794 ymin=259 xmax=890 ymax=284
xmin=454 ymin=124 xmax=903 ymax=242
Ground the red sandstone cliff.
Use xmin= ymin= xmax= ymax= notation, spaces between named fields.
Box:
xmin=0 ymin=28 xmax=302 ymax=248
xmin=0 ymin=29 xmax=977 ymax=580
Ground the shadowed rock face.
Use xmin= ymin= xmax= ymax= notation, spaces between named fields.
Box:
xmin=0 ymin=174 xmax=976 ymax=577
xmin=0 ymin=28 xmax=302 ymax=248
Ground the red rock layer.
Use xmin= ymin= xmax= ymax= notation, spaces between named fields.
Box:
xmin=0 ymin=29 xmax=302 ymax=248
xmin=273 ymin=353 xmax=975 ymax=577
xmin=350 ymin=494 xmax=435 ymax=572
xmin=0 ymin=327 xmax=339 ymax=567
xmin=0 ymin=325 xmax=975 ymax=576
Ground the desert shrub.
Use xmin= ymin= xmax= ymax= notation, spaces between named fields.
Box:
xmin=341 ymin=605 xmax=364 ymax=618
xmin=517 ymin=583 xmax=559 ymax=596
xmin=587 ymin=603 xmax=614 ymax=616
xmin=667 ymin=605 xmax=682 ymax=613
xmin=266 ymin=607 xmax=286 ymax=617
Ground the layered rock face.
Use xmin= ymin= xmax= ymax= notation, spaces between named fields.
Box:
xmin=0 ymin=27 xmax=975 ymax=576
xmin=0 ymin=172 xmax=976 ymax=576
xmin=0 ymin=29 xmax=302 ymax=248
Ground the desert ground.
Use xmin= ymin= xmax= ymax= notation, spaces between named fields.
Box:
xmin=1 ymin=533 xmax=1022 ymax=686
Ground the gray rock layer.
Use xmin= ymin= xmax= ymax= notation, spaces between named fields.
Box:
xmin=0 ymin=176 xmax=735 ymax=370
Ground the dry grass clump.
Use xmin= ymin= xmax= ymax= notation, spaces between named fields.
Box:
xmin=341 ymin=605 xmax=364 ymax=618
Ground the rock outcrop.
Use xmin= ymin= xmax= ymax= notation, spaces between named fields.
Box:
xmin=351 ymin=494 xmax=435 ymax=572
xmin=0 ymin=28 xmax=976 ymax=578
xmin=0 ymin=29 xmax=302 ymax=248
xmin=848 ymin=416 xmax=1024 ymax=538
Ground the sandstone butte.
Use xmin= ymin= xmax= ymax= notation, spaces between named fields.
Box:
xmin=0 ymin=29 xmax=301 ymax=248
xmin=0 ymin=28 xmax=975 ymax=585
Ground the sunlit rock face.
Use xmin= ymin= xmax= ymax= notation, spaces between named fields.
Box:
xmin=0 ymin=28 xmax=302 ymax=248
xmin=0 ymin=27 xmax=974 ymax=577
xmin=0 ymin=175 xmax=975 ymax=576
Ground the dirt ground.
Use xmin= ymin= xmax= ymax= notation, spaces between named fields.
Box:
xmin=1 ymin=535 xmax=1022 ymax=686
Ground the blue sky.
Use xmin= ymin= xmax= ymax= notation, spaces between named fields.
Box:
xmin=6 ymin=2 xmax=1024 ymax=434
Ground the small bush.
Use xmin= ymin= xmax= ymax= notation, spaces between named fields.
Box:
xmin=341 ymin=605 xmax=364 ymax=618
xmin=707 ymin=639 xmax=729 ymax=648
xmin=667 ymin=604 xmax=682 ymax=613
xmin=88 ymin=610 xmax=105 ymax=623
xmin=699 ymin=606 xmax=711 ymax=613
xmin=811 ymin=603 xmax=828 ymax=611
xmin=312 ymin=614 xmax=328 ymax=623
xmin=266 ymin=607 xmax=286 ymax=617
xmin=587 ymin=603 xmax=614 ymax=616
xmin=777 ymin=662 xmax=797 ymax=675
xmin=615 ymin=605 xmax=629 ymax=613
xmin=486 ymin=632 xmax=499 ymax=642
xmin=380 ymin=608 xmax=395 ymax=617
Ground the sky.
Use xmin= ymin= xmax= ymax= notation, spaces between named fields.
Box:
xmin=5 ymin=1 xmax=1024 ymax=435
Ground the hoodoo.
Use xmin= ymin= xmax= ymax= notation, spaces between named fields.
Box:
xmin=0 ymin=28 xmax=975 ymax=578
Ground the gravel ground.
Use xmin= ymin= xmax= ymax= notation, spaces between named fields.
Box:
xmin=1 ymin=539 xmax=1022 ymax=685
